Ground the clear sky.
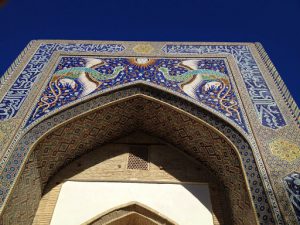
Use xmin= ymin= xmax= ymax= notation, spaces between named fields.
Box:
xmin=0 ymin=0 xmax=299 ymax=105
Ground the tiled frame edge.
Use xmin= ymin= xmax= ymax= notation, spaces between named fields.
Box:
xmin=254 ymin=42 xmax=299 ymax=126
xmin=0 ymin=41 xmax=37 ymax=87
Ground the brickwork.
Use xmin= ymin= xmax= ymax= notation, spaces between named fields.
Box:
xmin=1 ymin=97 xmax=258 ymax=225
xmin=0 ymin=41 xmax=299 ymax=224
xmin=86 ymin=203 xmax=175 ymax=225
xmin=33 ymin=133 xmax=228 ymax=225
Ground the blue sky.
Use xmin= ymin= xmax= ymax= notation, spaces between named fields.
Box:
xmin=0 ymin=0 xmax=299 ymax=105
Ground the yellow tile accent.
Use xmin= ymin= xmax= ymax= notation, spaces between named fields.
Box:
xmin=269 ymin=139 xmax=300 ymax=162
xmin=133 ymin=43 xmax=154 ymax=54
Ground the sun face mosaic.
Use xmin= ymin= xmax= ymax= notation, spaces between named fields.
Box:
xmin=26 ymin=56 xmax=247 ymax=131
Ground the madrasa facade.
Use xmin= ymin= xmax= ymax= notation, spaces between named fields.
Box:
xmin=0 ymin=41 xmax=299 ymax=225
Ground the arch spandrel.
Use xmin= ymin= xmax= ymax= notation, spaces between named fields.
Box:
xmin=21 ymin=55 xmax=249 ymax=134
xmin=1 ymin=41 xmax=298 ymax=225
xmin=0 ymin=89 xmax=277 ymax=225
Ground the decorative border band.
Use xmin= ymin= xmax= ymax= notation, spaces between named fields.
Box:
xmin=0 ymin=43 xmax=125 ymax=120
xmin=255 ymin=42 xmax=300 ymax=127
xmin=0 ymin=41 xmax=36 ymax=87
xmin=1 ymin=41 xmax=298 ymax=224
xmin=162 ymin=44 xmax=287 ymax=130
xmin=0 ymin=86 xmax=281 ymax=224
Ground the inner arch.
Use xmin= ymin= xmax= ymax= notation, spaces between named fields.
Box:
xmin=83 ymin=202 xmax=177 ymax=225
xmin=0 ymin=91 xmax=272 ymax=225
xmin=36 ymin=132 xmax=226 ymax=225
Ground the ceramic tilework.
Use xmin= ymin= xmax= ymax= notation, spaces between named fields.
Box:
xmin=255 ymin=43 xmax=300 ymax=127
xmin=283 ymin=172 xmax=300 ymax=224
xmin=0 ymin=119 xmax=20 ymax=151
xmin=133 ymin=43 xmax=154 ymax=54
xmin=0 ymin=43 xmax=124 ymax=120
xmin=162 ymin=45 xmax=286 ymax=129
xmin=269 ymin=139 xmax=300 ymax=162
xmin=1 ymin=92 xmax=271 ymax=224
xmin=1 ymin=41 xmax=297 ymax=225
xmin=26 ymin=56 xmax=247 ymax=132
xmin=0 ymin=87 xmax=281 ymax=224
xmin=0 ymin=153 xmax=41 ymax=225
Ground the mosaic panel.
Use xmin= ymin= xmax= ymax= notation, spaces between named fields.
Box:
xmin=269 ymin=139 xmax=300 ymax=162
xmin=0 ymin=43 xmax=124 ymax=120
xmin=0 ymin=153 xmax=41 ymax=225
xmin=133 ymin=43 xmax=154 ymax=54
xmin=284 ymin=172 xmax=300 ymax=224
xmin=26 ymin=56 xmax=247 ymax=131
xmin=0 ymin=87 xmax=279 ymax=224
xmin=1 ymin=41 xmax=295 ymax=224
xmin=3 ymin=97 xmax=257 ymax=224
xmin=0 ymin=119 xmax=20 ymax=151
xmin=162 ymin=44 xmax=286 ymax=129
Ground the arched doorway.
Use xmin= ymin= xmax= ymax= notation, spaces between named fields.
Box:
xmin=83 ymin=202 xmax=177 ymax=225
xmin=33 ymin=132 xmax=230 ymax=225
xmin=0 ymin=87 xmax=275 ymax=224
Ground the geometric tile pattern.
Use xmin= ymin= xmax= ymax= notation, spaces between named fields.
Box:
xmin=127 ymin=146 xmax=149 ymax=170
xmin=0 ymin=43 xmax=287 ymax=130
xmin=0 ymin=119 xmax=20 ymax=153
xmin=0 ymin=153 xmax=41 ymax=225
xmin=283 ymin=172 xmax=300 ymax=224
xmin=162 ymin=44 xmax=287 ymax=129
xmin=269 ymin=139 xmax=300 ymax=162
xmin=37 ymin=134 xmax=230 ymax=225
xmin=1 ymin=41 xmax=297 ymax=225
xmin=0 ymin=43 xmax=125 ymax=121
xmin=3 ymin=97 xmax=256 ymax=224
xmin=0 ymin=91 xmax=276 ymax=225
xmin=26 ymin=56 xmax=247 ymax=131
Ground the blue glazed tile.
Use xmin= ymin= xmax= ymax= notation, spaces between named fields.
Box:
xmin=0 ymin=43 xmax=125 ymax=121
xmin=162 ymin=44 xmax=286 ymax=129
xmin=25 ymin=57 xmax=248 ymax=132
xmin=284 ymin=172 xmax=300 ymax=224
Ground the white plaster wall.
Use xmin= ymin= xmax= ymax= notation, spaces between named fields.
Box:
xmin=50 ymin=181 xmax=213 ymax=225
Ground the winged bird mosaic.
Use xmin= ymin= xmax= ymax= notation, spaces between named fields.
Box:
xmin=28 ymin=57 xmax=245 ymax=130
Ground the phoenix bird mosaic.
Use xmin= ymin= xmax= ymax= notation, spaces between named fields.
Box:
xmin=27 ymin=57 xmax=246 ymax=131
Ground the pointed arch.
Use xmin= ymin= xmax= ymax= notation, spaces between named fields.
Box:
xmin=0 ymin=85 xmax=277 ymax=225
xmin=82 ymin=202 xmax=177 ymax=225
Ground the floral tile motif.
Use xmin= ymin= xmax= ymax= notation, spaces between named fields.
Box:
xmin=1 ymin=41 xmax=298 ymax=224
xmin=269 ymin=139 xmax=300 ymax=162
xmin=133 ymin=43 xmax=154 ymax=54
xmin=162 ymin=44 xmax=287 ymax=129
xmin=284 ymin=172 xmax=300 ymax=224
xmin=26 ymin=56 xmax=248 ymax=131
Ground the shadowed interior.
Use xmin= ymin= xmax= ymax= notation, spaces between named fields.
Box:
xmin=0 ymin=96 xmax=258 ymax=225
